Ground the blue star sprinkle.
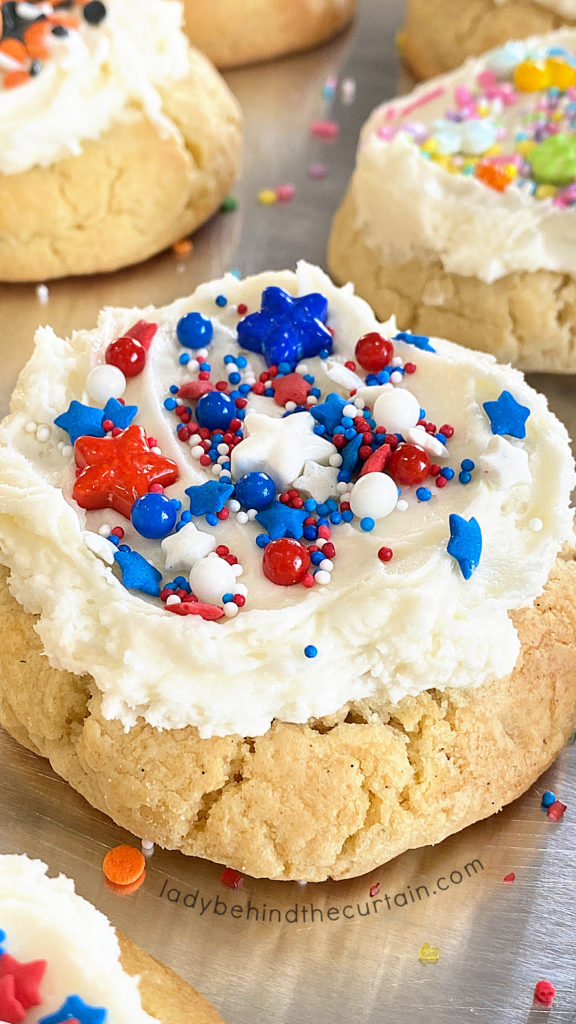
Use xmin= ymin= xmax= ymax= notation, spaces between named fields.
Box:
xmin=338 ymin=434 xmax=362 ymax=482
xmin=102 ymin=397 xmax=138 ymax=430
xmin=54 ymin=401 xmax=106 ymax=445
xmin=483 ymin=390 xmax=531 ymax=439
xmin=185 ymin=480 xmax=234 ymax=516
xmin=237 ymin=287 xmax=332 ymax=368
xmin=394 ymin=331 xmax=436 ymax=353
xmin=256 ymin=501 xmax=308 ymax=540
xmin=447 ymin=514 xmax=482 ymax=580
xmin=39 ymin=994 xmax=108 ymax=1024
xmin=311 ymin=392 xmax=348 ymax=433
xmin=114 ymin=547 xmax=162 ymax=597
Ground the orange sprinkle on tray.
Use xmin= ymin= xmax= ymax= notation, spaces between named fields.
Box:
xmin=103 ymin=844 xmax=146 ymax=888
xmin=172 ymin=238 xmax=193 ymax=256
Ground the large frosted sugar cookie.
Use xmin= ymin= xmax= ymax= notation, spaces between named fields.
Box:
xmin=399 ymin=0 xmax=576 ymax=79
xmin=0 ymin=0 xmax=242 ymax=282
xmin=0 ymin=263 xmax=575 ymax=882
xmin=0 ymin=855 xmax=223 ymax=1023
xmin=181 ymin=0 xmax=357 ymax=68
xmin=329 ymin=30 xmax=576 ymax=373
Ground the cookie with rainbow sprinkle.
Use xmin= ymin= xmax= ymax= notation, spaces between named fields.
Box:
xmin=0 ymin=263 xmax=575 ymax=881
xmin=330 ymin=30 xmax=576 ymax=373
xmin=180 ymin=0 xmax=357 ymax=68
xmin=0 ymin=854 xmax=224 ymax=1023
xmin=398 ymin=0 xmax=576 ymax=79
xmin=0 ymin=0 xmax=241 ymax=281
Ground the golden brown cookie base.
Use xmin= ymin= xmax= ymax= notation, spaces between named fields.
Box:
xmin=0 ymin=48 xmax=242 ymax=282
xmin=328 ymin=188 xmax=576 ymax=373
xmin=183 ymin=0 xmax=357 ymax=68
xmin=118 ymin=933 xmax=224 ymax=1023
xmin=398 ymin=0 xmax=571 ymax=79
xmin=1 ymin=551 xmax=575 ymax=882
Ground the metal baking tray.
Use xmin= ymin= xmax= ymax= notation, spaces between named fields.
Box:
xmin=1 ymin=1 xmax=575 ymax=1020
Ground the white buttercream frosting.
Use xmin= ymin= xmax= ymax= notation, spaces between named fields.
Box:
xmin=0 ymin=0 xmax=190 ymax=175
xmin=0 ymin=855 xmax=158 ymax=1023
xmin=351 ymin=29 xmax=576 ymax=283
xmin=0 ymin=264 xmax=573 ymax=738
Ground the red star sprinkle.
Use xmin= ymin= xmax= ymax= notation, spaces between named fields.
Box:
xmin=125 ymin=320 xmax=158 ymax=350
xmin=0 ymin=953 xmax=46 ymax=1012
xmin=271 ymin=372 xmax=312 ymax=407
xmin=359 ymin=443 xmax=391 ymax=476
xmin=0 ymin=973 xmax=25 ymax=1024
xmin=177 ymin=380 xmax=216 ymax=401
xmin=73 ymin=425 xmax=178 ymax=519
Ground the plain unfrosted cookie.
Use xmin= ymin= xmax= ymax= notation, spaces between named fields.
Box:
xmin=1 ymin=555 xmax=575 ymax=883
xmin=329 ymin=188 xmax=576 ymax=373
xmin=398 ymin=0 xmax=573 ymax=78
xmin=182 ymin=0 xmax=357 ymax=67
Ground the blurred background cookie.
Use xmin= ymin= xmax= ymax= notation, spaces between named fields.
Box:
xmin=0 ymin=0 xmax=242 ymax=281
xmin=182 ymin=0 xmax=358 ymax=67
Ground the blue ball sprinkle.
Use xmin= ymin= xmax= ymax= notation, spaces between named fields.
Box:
xmin=235 ymin=472 xmax=277 ymax=511
xmin=131 ymin=492 xmax=178 ymax=540
xmin=215 ymin=294 xmax=227 ymax=307
xmin=107 ymin=534 xmax=120 ymax=546
xmin=541 ymin=791 xmax=556 ymax=808
xmin=164 ymin=397 xmax=177 ymax=411
xmin=199 ymin=362 xmax=211 ymax=372
xmin=304 ymin=498 xmax=317 ymax=512
xmin=330 ymin=512 xmax=342 ymax=525
xmin=222 ymin=593 xmax=235 ymax=603
xmin=169 ymin=385 xmax=179 ymax=394
xmin=342 ymin=509 xmax=354 ymax=522
xmin=303 ymin=525 xmax=318 ymax=541
xmin=360 ymin=517 xmax=375 ymax=532
xmin=459 ymin=471 xmax=472 ymax=484
xmin=416 ymin=487 xmax=432 ymax=501
xmin=256 ymin=533 xmax=270 ymax=548
xmin=461 ymin=458 xmax=475 ymax=471
xmin=196 ymin=391 xmax=236 ymax=431
xmin=310 ymin=551 xmax=324 ymax=566
xmin=236 ymin=355 xmax=247 ymax=369
xmin=206 ymin=513 xmax=218 ymax=526
xmin=228 ymin=372 xmax=241 ymax=385
xmin=174 ymin=575 xmax=187 ymax=587
xmin=223 ymin=354 xmax=235 ymax=365
xmin=304 ymin=645 xmax=318 ymax=659
xmin=177 ymin=312 xmax=214 ymax=349
xmin=435 ymin=432 xmax=446 ymax=444
xmin=179 ymin=353 xmax=191 ymax=365
xmin=441 ymin=467 xmax=455 ymax=480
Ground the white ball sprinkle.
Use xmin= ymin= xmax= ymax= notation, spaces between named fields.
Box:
xmin=296 ymin=363 xmax=309 ymax=374
xmin=36 ymin=425 xmax=50 ymax=442
xmin=61 ymin=445 xmax=73 ymax=459
xmin=336 ymin=481 xmax=349 ymax=494
xmin=25 ymin=421 xmax=36 ymax=434
xmin=141 ymin=839 xmax=155 ymax=852
xmin=390 ymin=371 xmax=403 ymax=385
xmin=236 ymin=511 xmax=249 ymax=525
xmin=35 ymin=283 xmax=50 ymax=304
xmin=189 ymin=554 xmax=237 ymax=605
xmin=228 ymin=499 xmax=241 ymax=513
xmin=190 ymin=445 xmax=204 ymax=459
xmin=224 ymin=602 xmax=239 ymax=618
xmin=350 ymin=473 xmax=398 ymax=520
xmin=98 ymin=523 xmax=112 ymax=536
xmin=354 ymin=397 xmax=366 ymax=409
xmin=196 ymin=348 xmax=209 ymax=360
xmin=373 ymin=388 xmax=420 ymax=435
xmin=529 ymin=517 xmax=543 ymax=532
xmin=212 ymin=464 xmax=222 ymax=476
xmin=232 ymin=563 xmax=244 ymax=577
xmin=397 ymin=499 xmax=409 ymax=512
xmin=165 ymin=594 xmax=181 ymax=606
xmin=187 ymin=359 xmax=200 ymax=373
xmin=306 ymin=395 xmax=318 ymax=405
xmin=315 ymin=570 xmax=332 ymax=585
xmin=285 ymin=401 xmax=297 ymax=412
xmin=316 ymin=537 xmax=327 ymax=548
xmin=234 ymin=582 xmax=248 ymax=597
xmin=391 ymin=356 xmax=404 ymax=368
xmin=151 ymin=446 xmax=162 ymax=455
xmin=246 ymin=508 xmax=258 ymax=520
xmin=319 ymin=558 xmax=334 ymax=572
xmin=86 ymin=364 xmax=126 ymax=404
xmin=343 ymin=404 xmax=358 ymax=418
xmin=188 ymin=433 xmax=202 ymax=446
xmin=329 ymin=453 xmax=343 ymax=467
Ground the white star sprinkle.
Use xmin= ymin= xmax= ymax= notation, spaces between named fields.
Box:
xmin=479 ymin=435 xmax=532 ymax=489
xmin=293 ymin=461 xmax=341 ymax=503
xmin=231 ymin=412 xmax=336 ymax=492
xmin=161 ymin=521 xmax=217 ymax=573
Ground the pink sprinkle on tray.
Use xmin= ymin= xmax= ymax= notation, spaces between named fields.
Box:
xmin=369 ymin=882 xmax=380 ymax=898
xmin=275 ymin=184 xmax=296 ymax=203
xmin=534 ymin=980 xmax=555 ymax=1007
xmin=311 ymin=119 xmax=340 ymax=140
xmin=308 ymin=163 xmax=327 ymax=180
xmin=221 ymin=867 xmax=244 ymax=891
xmin=547 ymin=800 xmax=567 ymax=822
xmin=503 ymin=873 xmax=515 ymax=883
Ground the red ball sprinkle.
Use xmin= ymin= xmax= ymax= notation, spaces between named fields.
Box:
xmin=199 ymin=454 xmax=211 ymax=467
xmin=440 ymin=424 xmax=455 ymax=438
xmin=332 ymin=433 xmax=347 ymax=449
xmin=317 ymin=525 xmax=331 ymax=540
xmin=148 ymin=483 xmax=164 ymax=493
xmin=102 ymin=419 xmax=114 ymax=432
xmin=233 ymin=593 xmax=246 ymax=607
xmin=230 ymin=417 xmax=242 ymax=431
xmin=111 ymin=427 xmax=123 ymax=437
xmin=534 ymin=980 xmax=555 ymax=1007
xmin=105 ymin=336 xmax=146 ymax=378
xmin=436 ymin=476 xmax=447 ymax=488
xmin=302 ymin=573 xmax=315 ymax=588
xmin=387 ymin=444 xmax=431 ymax=486
xmin=217 ymin=508 xmax=230 ymax=520
xmin=378 ymin=547 xmax=393 ymax=563
xmin=216 ymin=544 xmax=229 ymax=556
xmin=322 ymin=542 xmax=336 ymax=559
xmin=237 ymin=303 xmax=248 ymax=315
xmin=215 ymin=380 xmax=229 ymax=392
xmin=198 ymin=428 xmax=211 ymax=440
xmin=198 ymin=371 xmax=211 ymax=381
xmin=345 ymin=360 xmax=357 ymax=371
xmin=262 ymin=538 xmax=311 ymax=586
xmin=355 ymin=332 xmax=394 ymax=372
xmin=111 ymin=527 xmax=125 ymax=538
xmin=404 ymin=362 xmax=417 ymax=374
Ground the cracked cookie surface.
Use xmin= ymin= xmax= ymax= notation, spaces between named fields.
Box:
xmin=1 ymin=549 xmax=575 ymax=882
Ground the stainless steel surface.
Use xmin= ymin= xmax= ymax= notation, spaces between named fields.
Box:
xmin=0 ymin=2 xmax=575 ymax=1021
